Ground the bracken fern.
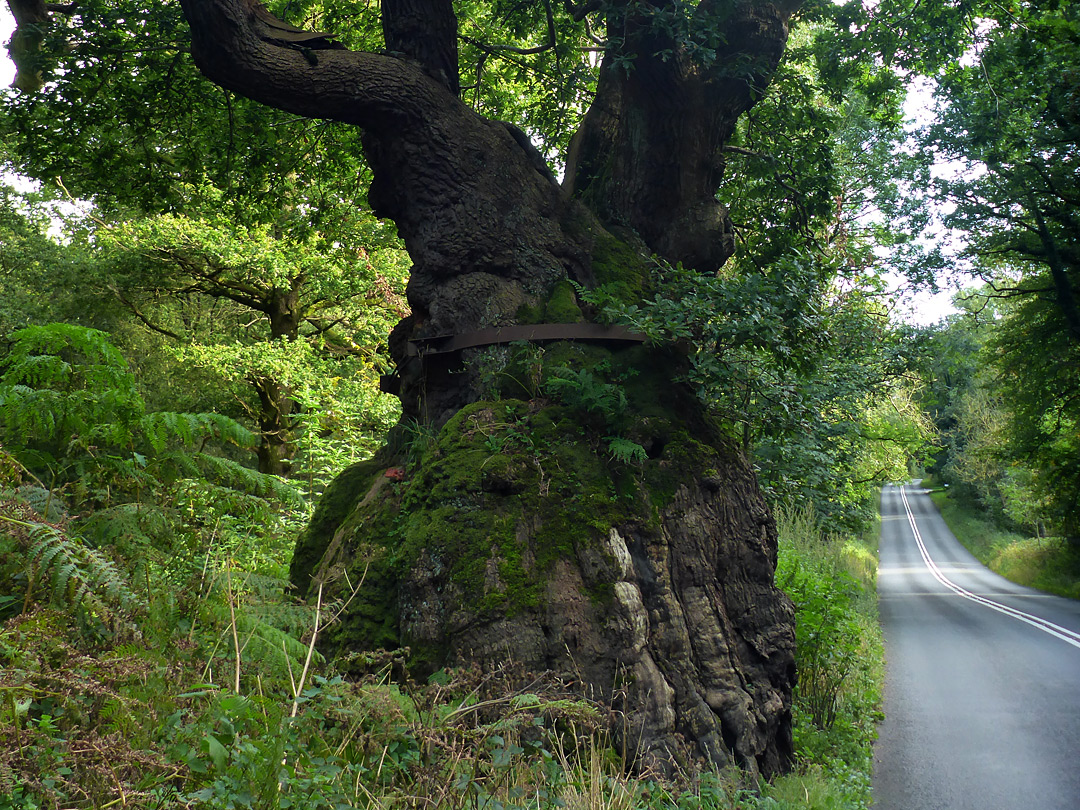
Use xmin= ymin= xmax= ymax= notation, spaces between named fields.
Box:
xmin=26 ymin=521 xmax=143 ymax=623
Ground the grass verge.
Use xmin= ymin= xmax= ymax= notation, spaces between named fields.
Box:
xmin=926 ymin=486 xmax=1080 ymax=600
xmin=767 ymin=506 xmax=885 ymax=810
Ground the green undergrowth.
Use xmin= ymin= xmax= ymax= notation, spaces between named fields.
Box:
xmin=1 ymin=485 xmax=886 ymax=810
xmin=927 ymin=485 xmax=1080 ymax=600
xmin=0 ymin=323 xmax=882 ymax=808
xmin=769 ymin=506 xmax=884 ymax=810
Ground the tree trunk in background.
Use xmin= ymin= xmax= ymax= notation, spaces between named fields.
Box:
xmin=252 ymin=375 xmax=294 ymax=477
xmin=250 ymin=283 xmax=304 ymax=475
xmin=179 ymin=0 xmax=798 ymax=775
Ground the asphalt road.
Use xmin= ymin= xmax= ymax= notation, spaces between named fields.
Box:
xmin=873 ymin=483 xmax=1080 ymax=810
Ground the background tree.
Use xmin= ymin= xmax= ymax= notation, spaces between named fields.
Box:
xmin=918 ymin=290 xmax=1068 ymax=539
xmin=100 ymin=191 xmax=409 ymax=476
xmin=1 ymin=1 xmax=410 ymax=476
xmin=802 ymin=0 xmax=1079 ymax=537
xmin=919 ymin=3 xmax=1080 ymax=537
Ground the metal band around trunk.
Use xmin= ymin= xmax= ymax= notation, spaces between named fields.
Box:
xmin=406 ymin=323 xmax=647 ymax=357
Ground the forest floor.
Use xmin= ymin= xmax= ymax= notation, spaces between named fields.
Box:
xmin=0 ymin=502 xmax=884 ymax=810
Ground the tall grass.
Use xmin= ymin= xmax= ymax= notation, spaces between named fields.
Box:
xmin=769 ymin=505 xmax=885 ymax=810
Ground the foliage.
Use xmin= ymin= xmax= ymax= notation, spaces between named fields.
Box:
xmin=909 ymin=3 xmax=1080 ymax=536
xmin=2 ymin=1 xmax=370 ymax=218
xmin=920 ymin=292 xmax=1077 ymax=540
xmin=584 ymin=257 xmax=931 ymax=532
xmin=989 ymin=294 xmax=1080 ymax=538
xmin=2 ymin=0 xmax=410 ymax=477
xmin=0 ymin=323 xmax=291 ymax=502
xmin=90 ymin=181 xmax=407 ymax=476
xmin=23 ymin=519 xmax=143 ymax=623
xmin=926 ymin=4 xmax=1080 ymax=295
xmin=0 ymin=178 xmax=407 ymax=478
xmin=773 ymin=506 xmax=884 ymax=810
xmin=0 ymin=324 xmax=308 ymax=648
xmin=0 ymin=322 xmax=326 ymax=806
xmin=0 ymin=182 xmax=98 ymax=335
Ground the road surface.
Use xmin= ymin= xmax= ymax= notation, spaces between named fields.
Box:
xmin=873 ymin=483 xmax=1080 ymax=810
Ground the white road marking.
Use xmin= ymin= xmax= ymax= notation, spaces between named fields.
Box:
xmin=898 ymin=484 xmax=1080 ymax=651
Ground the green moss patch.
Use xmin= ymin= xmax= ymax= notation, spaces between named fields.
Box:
xmin=544 ymin=280 xmax=585 ymax=323
xmin=300 ymin=343 xmax=738 ymax=675
xmin=290 ymin=458 xmax=389 ymax=596
xmin=589 ymin=228 xmax=652 ymax=305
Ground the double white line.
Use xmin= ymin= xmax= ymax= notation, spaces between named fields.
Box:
xmin=898 ymin=484 xmax=1080 ymax=651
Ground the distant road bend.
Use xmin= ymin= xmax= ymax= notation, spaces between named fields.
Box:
xmin=873 ymin=483 xmax=1080 ymax=810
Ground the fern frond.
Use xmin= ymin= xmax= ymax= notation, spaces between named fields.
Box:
xmin=8 ymin=485 xmax=68 ymax=521
xmin=0 ymin=386 xmax=65 ymax=446
xmin=606 ymin=436 xmax=648 ymax=464
xmin=32 ymin=532 xmax=68 ymax=571
xmin=198 ymin=412 xmax=259 ymax=448
xmin=235 ymin=612 xmax=318 ymax=667
xmin=78 ymin=502 xmax=170 ymax=557
xmin=138 ymin=411 xmax=258 ymax=453
xmin=158 ymin=448 xmax=203 ymax=480
xmin=3 ymin=324 xmax=131 ymax=387
xmin=1 ymin=353 xmax=74 ymax=389
xmin=194 ymin=453 xmax=302 ymax=503
xmin=26 ymin=521 xmax=143 ymax=620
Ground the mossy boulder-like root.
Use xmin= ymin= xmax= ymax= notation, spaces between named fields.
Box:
xmin=292 ymin=345 xmax=796 ymax=778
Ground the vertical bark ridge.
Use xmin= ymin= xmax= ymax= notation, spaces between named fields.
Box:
xmin=382 ymin=0 xmax=461 ymax=96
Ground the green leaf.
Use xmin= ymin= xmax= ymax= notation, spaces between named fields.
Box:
xmin=203 ymin=734 xmax=228 ymax=772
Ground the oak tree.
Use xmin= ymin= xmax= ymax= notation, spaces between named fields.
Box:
xmin=8 ymin=0 xmax=807 ymax=773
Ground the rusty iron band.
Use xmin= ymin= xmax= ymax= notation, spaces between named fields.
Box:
xmin=405 ymin=323 xmax=647 ymax=357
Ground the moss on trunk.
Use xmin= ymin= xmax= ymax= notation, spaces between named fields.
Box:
xmin=292 ymin=341 xmax=795 ymax=776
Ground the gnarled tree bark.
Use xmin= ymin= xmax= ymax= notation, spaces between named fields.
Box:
xmin=178 ymin=0 xmax=800 ymax=776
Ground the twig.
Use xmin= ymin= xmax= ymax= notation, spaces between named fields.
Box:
xmin=290 ymin=563 xmax=368 ymax=719
xmin=225 ymin=556 xmax=242 ymax=693
xmin=291 ymin=581 xmax=323 ymax=718
xmin=88 ymin=739 xmax=128 ymax=807
xmin=283 ymin=639 xmax=297 ymax=696
xmin=189 ymin=522 xmax=219 ymax=644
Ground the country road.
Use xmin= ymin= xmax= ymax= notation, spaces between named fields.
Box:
xmin=873 ymin=483 xmax=1080 ymax=810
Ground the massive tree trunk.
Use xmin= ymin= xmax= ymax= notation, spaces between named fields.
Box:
xmin=566 ymin=0 xmax=797 ymax=272
xmin=179 ymin=0 xmax=799 ymax=776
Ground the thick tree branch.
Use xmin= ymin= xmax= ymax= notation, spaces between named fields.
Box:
xmin=1027 ymin=195 xmax=1080 ymax=344
xmin=462 ymin=0 xmax=557 ymax=58
xmin=565 ymin=0 xmax=804 ymax=272
xmin=107 ymin=284 xmax=186 ymax=341
xmin=562 ymin=0 xmax=604 ymax=23
xmin=177 ymin=0 xmax=453 ymax=132
xmin=6 ymin=0 xmax=49 ymax=91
